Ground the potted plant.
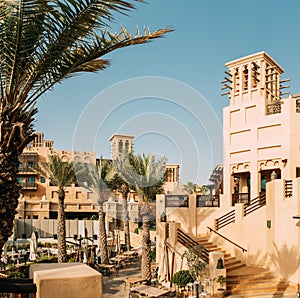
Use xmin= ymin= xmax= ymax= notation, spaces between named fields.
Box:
xmin=216 ymin=275 xmax=227 ymax=298
xmin=171 ymin=270 xmax=194 ymax=296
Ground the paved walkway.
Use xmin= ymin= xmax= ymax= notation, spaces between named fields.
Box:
xmin=102 ymin=259 xmax=142 ymax=298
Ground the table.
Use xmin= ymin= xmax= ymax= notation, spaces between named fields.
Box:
xmin=124 ymin=277 xmax=146 ymax=289
xmin=30 ymin=263 xmax=102 ymax=298
xmin=123 ymin=251 xmax=138 ymax=256
xmin=97 ymin=264 xmax=115 ymax=276
xmin=131 ymin=284 xmax=170 ymax=297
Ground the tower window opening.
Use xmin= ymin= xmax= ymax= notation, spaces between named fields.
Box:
xmin=234 ymin=68 xmax=240 ymax=93
xmin=251 ymin=62 xmax=259 ymax=89
xmin=243 ymin=65 xmax=248 ymax=91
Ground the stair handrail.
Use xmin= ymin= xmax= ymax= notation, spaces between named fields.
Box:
xmin=207 ymin=226 xmax=247 ymax=253
xmin=177 ymin=229 xmax=209 ymax=263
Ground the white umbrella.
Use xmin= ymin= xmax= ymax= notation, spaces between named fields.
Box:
xmin=1 ymin=242 xmax=7 ymax=268
xmin=158 ymin=243 xmax=169 ymax=282
xmin=83 ymin=240 xmax=88 ymax=264
xmin=29 ymin=232 xmax=37 ymax=261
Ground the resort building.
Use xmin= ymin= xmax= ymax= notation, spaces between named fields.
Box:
xmin=156 ymin=52 xmax=300 ymax=291
xmin=16 ymin=133 xmax=180 ymax=235
xmin=17 ymin=133 xmax=98 ymax=220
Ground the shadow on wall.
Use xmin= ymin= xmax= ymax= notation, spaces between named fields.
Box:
xmin=269 ymin=242 xmax=300 ymax=296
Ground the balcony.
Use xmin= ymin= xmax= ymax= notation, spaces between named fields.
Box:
xmin=19 ymin=153 xmax=38 ymax=162
xmin=18 ymin=167 xmax=36 ymax=174
xmin=232 ymin=193 xmax=250 ymax=205
xmin=196 ymin=194 xmax=220 ymax=207
xmin=21 ymin=182 xmax=38 ymax=190
xmin=165 ymin=195 xmax=188 ymax=207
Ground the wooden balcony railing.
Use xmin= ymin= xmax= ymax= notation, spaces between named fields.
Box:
xmin=216 ymin=209 xmax=235 ymax=230
xmin=177 ymin=229 xmax=209 ymax=263
xmin=244 ymin=192 xmax=266 ymax=216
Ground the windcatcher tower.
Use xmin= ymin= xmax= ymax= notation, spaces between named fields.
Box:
xmin=220 ymin=52 xmax=299 ymax=207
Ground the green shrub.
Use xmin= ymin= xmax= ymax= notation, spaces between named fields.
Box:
xmin=150 ymin=247 xmax=156 ymax=261
xmin=171 ymin=270 xmax=194 ymax=288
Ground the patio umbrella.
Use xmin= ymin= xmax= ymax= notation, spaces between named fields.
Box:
xmin=29 ymin=232 xmax=37 ymax=261
xmin=83 ymin=240 xmax=88 ymax=264
xmin=1 ymin=242 xmax=7 ymax=269
xmin=158 ymin=242 xmax=169 ymax=282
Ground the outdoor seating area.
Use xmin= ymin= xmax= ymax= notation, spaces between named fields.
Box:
xmin=129 ymin=284 xmax=175 ymax=298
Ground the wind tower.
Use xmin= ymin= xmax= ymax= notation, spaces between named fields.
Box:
xmin=109 ymin=134 xmax=134 ymax=160
xmin=221 ymin=52 xmax=295 ymax=207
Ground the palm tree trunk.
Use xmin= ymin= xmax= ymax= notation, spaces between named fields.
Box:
xmin=141 ymin=212 xmax=152 ymax=282
xmin=57 ymin=189 xmax=67 ymax=263
xmin=98 ymin=204 xmax=109 ymax=264
xmin=0 ymin=152 xmax=21 ymax=250
xmin=121 ymin=193 xmax=131 ymax=251
xmin=124 ymin=214 xmax=130 ymax=251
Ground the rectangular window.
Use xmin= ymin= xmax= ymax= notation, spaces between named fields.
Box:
xmin=19 ymin=163 xmax=23 ymax=169
xmin=17 ymin=177 xmax=23 ymax=184
xmin=28 ymin=177 xmax=35 ymax=183
xmin=40 ymin=177 xmax=46 ymax=183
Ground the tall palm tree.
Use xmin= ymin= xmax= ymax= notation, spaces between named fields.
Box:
xmin=76 ymin=158 xmax=114 ymax=264
xmin=109 ymin=174 xmax=131 ymax=251
xmin=35 ymin=155 xmax=75 ymax=262
xmin=113 ymin=152 xmax=167 ymax=282
xmin=0 ymin=0 xmax=172 ymax=250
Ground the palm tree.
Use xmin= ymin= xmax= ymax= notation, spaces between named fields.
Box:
xmin=113 ymin=152 xmax=167 ymax=282
xmin=0 ymin=0 xmax=172 ymax=250
xmin=35 ymin=155 xmax=75 ymax=262
xmin=76 ymin=158 xmax=114 ymax=264
xmin=109 ymin=174 xmax=131 ymax=251
xmin=182 ymin=182 xmax=197 ymax=194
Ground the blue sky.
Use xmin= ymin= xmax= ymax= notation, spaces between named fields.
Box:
xmin=35 ymin=0 xmax=300 ymax=184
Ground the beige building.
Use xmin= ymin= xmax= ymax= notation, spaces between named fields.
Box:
xmin=156 ymin=52 xmax=300 ymax=288
xmin=17 ymin=133 xmax=98 ymax=220
xmin=17 ymin=133 xmax=179 ymax=228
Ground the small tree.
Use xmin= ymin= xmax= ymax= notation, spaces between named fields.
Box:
xmin=172 ymin=270 xmax=194 ymax=289
xmin=183 ymin=245 xmax=207 ymax=281
xmin=216 ymin=275 xmax=227 ymax=290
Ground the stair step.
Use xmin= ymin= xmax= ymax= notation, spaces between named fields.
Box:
xmin=226 ymin=290 xmax=297 ymax=298
xmin=226 ymin=263 xmax=246 ymax=271
xmin=228 ymin=282 xmax=296 ymax=291
xmin=189 ymin=233 xmax=298 ymax=297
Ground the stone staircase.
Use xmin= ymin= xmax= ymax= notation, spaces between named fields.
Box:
xmin=193 ymin=236 xmax=298 ymax=297
xmin=194 ymin=236 xmax=246 ymax=272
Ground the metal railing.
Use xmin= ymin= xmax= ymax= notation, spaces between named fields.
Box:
xmin=18 ymin=167 xmax=36 ymax=174
xmin=207 ymin=226 xmax=247 ymax=252
xmin=21 ymin=182 xmax=38 ymax=190
xmin=196 ymin=195 xmax=219 ymax=207
xmin=266 ymin=101 xmax=281 ymax=115
xmin=216 ymin=209 xmax=235 ymax=230
xmin=177 ymin=229 xmax=209 ymax=263
xmin=165 ymin=195 xmax=189 ymax=208
xmin=232 ymin=193 xmax=249 ymax=205
xmin=244 ymin=192 xmax=266 ymax=216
